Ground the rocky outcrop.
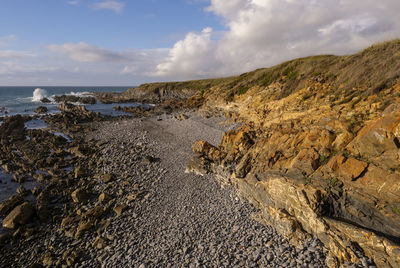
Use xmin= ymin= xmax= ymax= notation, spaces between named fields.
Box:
xmin=186 ymin=41 xmax=400 ymax=267
xmin=44 ymin=103 xmax=101 ymax=131
xmin=0 ymin=115 xmax=28 ymax=142
xmin=54 ymin=94 xmax=96 ymax=104
xmin=34 ymin=106 xmax=48 ymax=114
xmin=94 ymin=80 xmax=211 ymax=104
xmin=2 ymin=202 xmax=35 ymax=229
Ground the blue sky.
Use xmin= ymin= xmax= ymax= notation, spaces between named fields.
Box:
xmin=1 ymin=0 xmax=400 ymax=86
xmin=0 ymin=0 xmax=221 ymax=50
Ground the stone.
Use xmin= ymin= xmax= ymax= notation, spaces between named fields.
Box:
xmin=3 ymin=202 xmax=35 ymax=229
xmin=82 ymin=206 xmax=104 ymax=220
xmin=326 ymin=154 xmax=346 ymax=172
xmin=337 ymin=158 xmax=368 ymax=181
xmin=346 ymin=110 xmax=400 ymax=158
xmin=40 ymin=97 xmax=51 ymax=103
xmin=142 ymin=155 xmax=156 ymax=165
xmin=0 ymin=194 xmax=24 ymax=216
xmin=102 ymin=173 xmax=114 ymax=183
xmin=192 ymin=140 xmax=222 ymax=161
xmin=289 ymin=148 xmax=320 ymax=174
xmin=92 ymin=236 xmax=106 ymax=249
xmin=113 ymin=204 xmax=128 ymax=216
xmin=75 ymin=221 xmax=93 ymax=239
xmin=34 ymin=106 xmax=48 ymax=114
xmin=98 ymin=193 xmax=113 ymax=203
xmin=62 ymin=249 xmax=80 ymax=266
xmin=71 ymin=188 xmax=89 ymax=203
xmin=74 ymin=165 xmax=86 ymax=179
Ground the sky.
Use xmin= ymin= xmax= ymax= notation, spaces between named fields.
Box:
xmin=1 ymin=0 xmax=400 ymax=86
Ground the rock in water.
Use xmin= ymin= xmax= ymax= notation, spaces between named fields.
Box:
xmin=40 ymin=97 xmax=51 ymax=103
xmin=34 ymin=106 xmax=48 ymax=114
xmin=2 ymin=202 xmax=35 ymax=229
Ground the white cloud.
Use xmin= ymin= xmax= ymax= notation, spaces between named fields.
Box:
xmin=121 ymin=65 xmax=137 ymax=74
xmin=93 ymin=1 xmax=125 ymax=13
xmin=48 ymin=42 xmax=130 ymax=62
xmin=154 ymin=0 xmax=400 ymax=79
xmin=67 ymin=0 xmax=80 ymax=5
xmin=155 ymin=28 xmax=218 ymax=78
xmin=0 ymin=50 xmax=35 ymax=59
xmin=0 ymin=61 xmax=58 ymax=75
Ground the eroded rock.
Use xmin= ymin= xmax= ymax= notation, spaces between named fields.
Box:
xmin=2 ymin=202 xmax=35 ymax=229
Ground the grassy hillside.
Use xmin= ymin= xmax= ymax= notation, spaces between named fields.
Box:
xmin=133 ymin=39 xmax=400 ymax=100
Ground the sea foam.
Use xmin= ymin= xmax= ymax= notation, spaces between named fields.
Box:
xmin=32 ymin=88 xmax=48 ymax=102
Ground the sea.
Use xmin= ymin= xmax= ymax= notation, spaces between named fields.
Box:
xmin=0 ymin=86 xmax=137 ymax=117
xmin=0 ymin=86 xmax=139 ymax=204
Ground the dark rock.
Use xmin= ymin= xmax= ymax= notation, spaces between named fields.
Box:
xmin=71 ymin=188 xmax=89 ymax=203
xmin=2 ymin=202 xmax=35 ymax=229
xmin=54 ymin=94 xmax=96 ymax=104
xmin=40 ymin=97 xmax=51 ymax=103
xmin=34 ymin=106 xmax=48 ymax=114
xmin=0 ymin=194 xmax=24 ymax=216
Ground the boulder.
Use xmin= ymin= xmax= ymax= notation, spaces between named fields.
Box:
xmin=102 ymin=173 xmax=114 ymax=183
xmin=34 ymin=106 xmax=48 ymax=114
xmin=71 ymin=188 xmax=89 ymax=203
xmin=2 ymin=202 xmax=35 ymax=229
xmin=0 ymin=115 xmax=27 ymax=141
xmin=289 ymin=148 xmax=320 ymax=174
xmin=98 ymin=193 xmax=112 ymax=203
xmin=337 ymin=158 xmax=368 ymax=181
xmin=0 ymin=194 xmax=24 ymax=216
xmin=40 ymin=97 xmax=51 ymax=103
xmin=346 ymin=110 xmax=400 ymax=162
xmin=113 ymin=204 xmax=127 ymax=216
xmin=75 ymin=221 xmax=93 ymax=239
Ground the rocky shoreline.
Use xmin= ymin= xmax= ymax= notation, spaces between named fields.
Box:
xmin=0 ymin=105 xmax=331 ymax=267
xmin=3 ymin=41 xmax=400 ymax=267
xmin=0 ymin=99 xmax=339 ymax=267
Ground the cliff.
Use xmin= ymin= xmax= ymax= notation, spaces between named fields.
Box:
xmin=187 ymin=40 xmax=400 ymax=267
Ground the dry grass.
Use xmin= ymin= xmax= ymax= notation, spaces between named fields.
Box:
xmin=132 ymin=39 xmax=400 ymax=101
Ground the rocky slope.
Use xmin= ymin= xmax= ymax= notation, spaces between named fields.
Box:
xmin=187 ymin=40 xmax=400 ymax=267
xmin=98 ymin=40 xmax=400 ymax=267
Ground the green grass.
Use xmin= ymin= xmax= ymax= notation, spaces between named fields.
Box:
xmin=392 ymin=207 xmax=400 ymax=215
xmin=237 ymin=86 xmax=249 ymax=95
xmin=319 ymin=155 xmax=329 ymax=164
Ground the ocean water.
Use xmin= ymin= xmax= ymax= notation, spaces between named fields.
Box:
xmin=0 ymin=86 xmax=139 ymax=117
xmin=0 ymin=86 xmax=139 ymax=203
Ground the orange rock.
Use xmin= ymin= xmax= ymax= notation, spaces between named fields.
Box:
xmin=289 ymin=148 xmax=320 ymax=174
xmin=192 ymin=140 xmax=221 ymax=161
xmin=326 ymin=154 xmax=346 ymax=172
xmin=347 ymin=110 xmax=400 ymax=158
xmin=356 ymin=164 xmax=400 ymax=200
xmin=337 ymin=158 xmax=368 ymax=181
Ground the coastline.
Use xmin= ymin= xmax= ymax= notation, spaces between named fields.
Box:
xmin=0 ymin=105 xmax=331 ymax=267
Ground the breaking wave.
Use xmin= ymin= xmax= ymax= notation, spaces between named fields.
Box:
xmin=32 ymin=88 xmax=48 ymax=102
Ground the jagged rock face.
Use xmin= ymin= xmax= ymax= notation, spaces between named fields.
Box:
xmin=94 ymin=83 xmax=198 ymax=104
xmin=187 ymin=74 xmax=400 ymax=266
xmin=0 ymin=115 xmax=27 ymax=142
xmin=54 ymin=95 xmax=96 ymax=104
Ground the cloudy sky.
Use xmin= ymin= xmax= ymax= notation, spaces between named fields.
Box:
xmin=1 ymin=0 xmax=400 ymax=86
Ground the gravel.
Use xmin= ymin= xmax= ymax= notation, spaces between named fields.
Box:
xmin=82 ymin=112 xmax=328 ymax=267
